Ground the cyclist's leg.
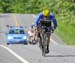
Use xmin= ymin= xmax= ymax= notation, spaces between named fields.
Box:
xmin=47 ymin=33 xmax=51 ymax=46
xmin=38 ymin=32 xmax=42 ymax=48
xmin=33 ymin=28 xmax=39 ymax=43
xmin=45 ymin=32 xmax=51 ymax=53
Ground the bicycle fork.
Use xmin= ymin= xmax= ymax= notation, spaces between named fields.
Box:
xmin=42 ymin=33 xmax=47 ymax=57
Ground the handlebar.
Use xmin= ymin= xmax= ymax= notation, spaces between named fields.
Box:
xmin=37 ymin=19 xmax=55 ymax=33
xmin=41 ymin=26 xmax=55 ymax=33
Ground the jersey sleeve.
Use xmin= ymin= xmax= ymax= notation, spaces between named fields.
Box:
xmin=50 ymin=13 xmax=57 ymax=29
xmin=34 ymin=13 xmax=42 ymax=27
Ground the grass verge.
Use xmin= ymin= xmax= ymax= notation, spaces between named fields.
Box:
xmin=56 ymin=16 xmax=75 ymax=45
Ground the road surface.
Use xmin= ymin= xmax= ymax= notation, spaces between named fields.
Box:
xmin=0 ymin=14 xmax=75 ymax=63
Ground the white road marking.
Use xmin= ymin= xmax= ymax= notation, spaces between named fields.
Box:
xmin=32 ymin=14 xmax=58 ymax=45
xmin=51 ymin=39 xmax=58 ymax=45
xmin=0 ymin=45 xmax=29 ymax=63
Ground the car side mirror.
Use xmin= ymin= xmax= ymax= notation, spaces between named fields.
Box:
xmin=6 ymin=25 xmax=9 ymax=27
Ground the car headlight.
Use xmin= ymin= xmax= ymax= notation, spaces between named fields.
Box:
xmin=8 ymin=36 xmax=12 ymax=39
xmin=23 ymin=36 xmax=27 ymax=39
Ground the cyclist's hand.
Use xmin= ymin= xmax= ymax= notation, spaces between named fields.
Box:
xmin=34 ymin=27 xmax=38 ymax=32
xmin=52 ymin=27 xmax=55 ymax=33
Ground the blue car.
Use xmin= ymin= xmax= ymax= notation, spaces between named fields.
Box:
xmin=6 ymin=26 xmax=28 ymax=45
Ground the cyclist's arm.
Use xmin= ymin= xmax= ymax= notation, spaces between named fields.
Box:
xmin=35 ymin=13 xmax=43 ymax=27
xmin=50 ymin=13 xmax=57 ymax=29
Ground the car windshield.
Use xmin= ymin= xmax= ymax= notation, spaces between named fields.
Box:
xmin=9 ymin=29 xmax=25 ymax=34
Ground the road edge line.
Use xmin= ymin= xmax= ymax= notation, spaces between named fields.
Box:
xmin=0 ymin=45 xmax=29 ymax=63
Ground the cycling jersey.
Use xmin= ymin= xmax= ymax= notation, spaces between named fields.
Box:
xmin=34 ymin=12 xmax=57 ymax=29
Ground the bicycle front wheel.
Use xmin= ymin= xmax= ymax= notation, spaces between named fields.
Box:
xmin=42 ymin=33 xmax=47 ymax=57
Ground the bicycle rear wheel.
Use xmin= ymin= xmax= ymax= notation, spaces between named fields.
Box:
xmin=42 ymin=33 xmax=47 ymax=57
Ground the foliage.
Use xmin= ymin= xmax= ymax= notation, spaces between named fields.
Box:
xmin=0 ymin=0 xmax=75 ymax=44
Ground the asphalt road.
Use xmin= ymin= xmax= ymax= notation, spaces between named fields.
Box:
xmin=0 ymin=14 xmax=75 ymax=63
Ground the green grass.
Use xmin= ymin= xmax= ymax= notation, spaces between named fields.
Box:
xmin=56 ymin=16 xmax=75 ymax=45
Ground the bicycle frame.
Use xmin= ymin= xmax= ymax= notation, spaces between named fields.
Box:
xmin=37 ymin=20 xmax=54 ymax=56
xmin=39 ymin=26 xmax=52 ymax=57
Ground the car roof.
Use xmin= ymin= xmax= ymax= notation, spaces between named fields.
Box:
xmin=9 ymin=26 xmax=24 ymax=30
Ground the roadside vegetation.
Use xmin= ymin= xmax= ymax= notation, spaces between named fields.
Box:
xmin=0 ymin=0 xmax=75 ymax=45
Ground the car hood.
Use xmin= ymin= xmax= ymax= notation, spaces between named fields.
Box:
xmin=7 ymin=34 xmax=27 ymax=37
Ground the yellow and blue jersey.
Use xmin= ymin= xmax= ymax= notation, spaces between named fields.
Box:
xmin=34 ymin=12 xmax=57 ymax=29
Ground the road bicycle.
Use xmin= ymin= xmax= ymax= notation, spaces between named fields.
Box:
xmin=37 ymin=20 xmax=54 ymax=57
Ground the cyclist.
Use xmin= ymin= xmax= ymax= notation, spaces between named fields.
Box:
xmin=28 ymin=23 xmax=37 ymax=44
xmin=34 ymin=8 xmax=57 ymax=53
xmin=28 ymin=24 xmax=34 ymax=37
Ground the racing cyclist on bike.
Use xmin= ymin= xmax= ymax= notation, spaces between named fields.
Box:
xmin=28 ymin=23 xmax=36 ymax=44
xmin=34 ymin=8 xmax=57 ymax=53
